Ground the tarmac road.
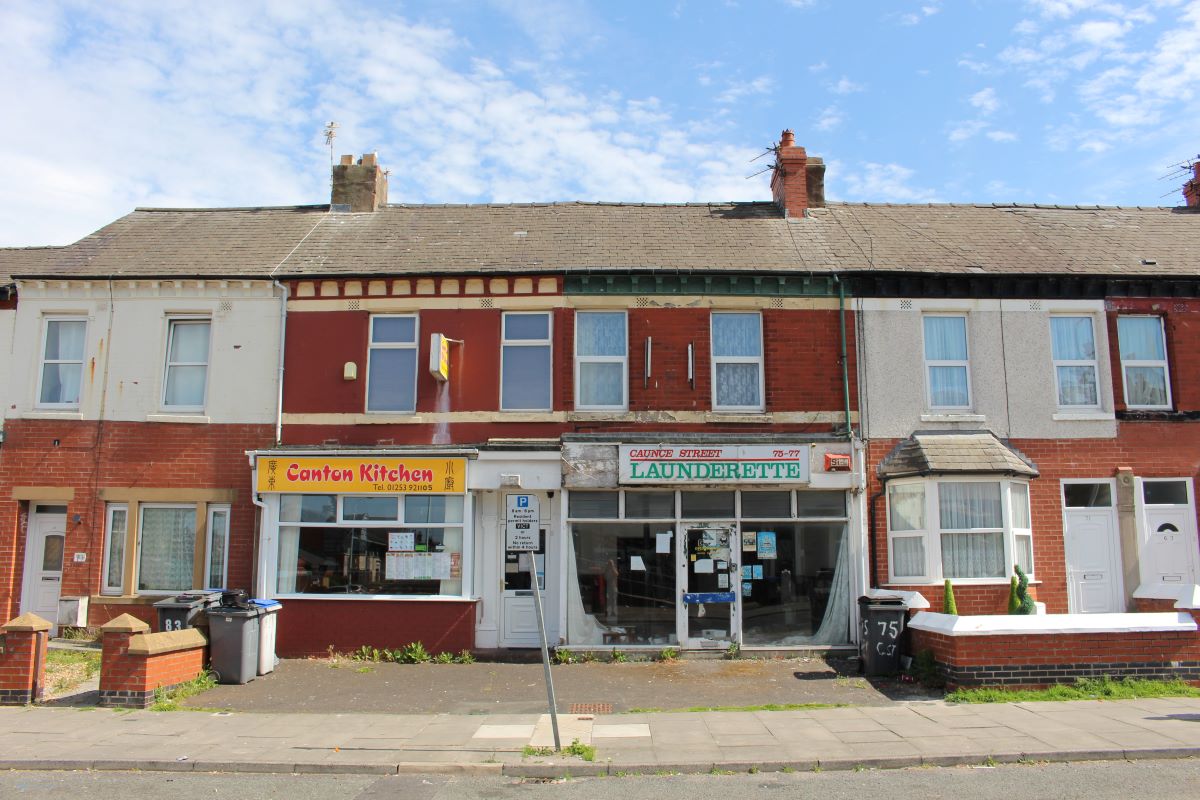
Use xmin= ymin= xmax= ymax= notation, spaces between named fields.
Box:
xmin=1 ymin=759 xmax=1198 ymax=800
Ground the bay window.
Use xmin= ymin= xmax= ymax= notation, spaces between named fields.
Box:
xmin=102 ymin=500 xmax=232 ymax=596
xmin=885 ymin=478 xmax=1033 ymax=583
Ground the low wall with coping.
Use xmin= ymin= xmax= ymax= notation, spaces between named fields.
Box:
xmin=908 ymin=609 xmax=1200 ymax=688
xmin=0 ymin=613 xmax=51 ymax=705
xmin=99 ymin=613 xmax=208 ymax=708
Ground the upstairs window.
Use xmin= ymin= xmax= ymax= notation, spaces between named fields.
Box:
xmin=163 ymin=319 xmax=211 ymax=410
xmin=367 ymin=315 xmax=418 ymax=413
xmin=1050 ymin=316 xmax=1099 ymax=408
xmin=501 ymin=312 xmax=552 ymax=410
xmin=1117 ymin=316 xmax=1171 ymax=409
xmin=37 ymin=317 xmax=87 ymax=408
xmin=575 ymin=311 xmax=627 ymax=410
xmin=711 ymin=312 xmax=763 ymax=412
xmin=923 ymin=315 xmax=970 ymax=409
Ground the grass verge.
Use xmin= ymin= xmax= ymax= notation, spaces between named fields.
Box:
xmin=947 ymin=676 xmax=1200 ymax=704
xmin=625 ymin=702 xmax=847 ymax=713
xmin=151 ymin=671 xmax=219 ymax=711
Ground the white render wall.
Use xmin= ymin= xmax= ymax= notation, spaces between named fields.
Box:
xmin=0 ymin=306 xmax=14 ymax=433
xmin=5 ymin=280 xmax=282 ymax=424
xmin=858 ymin=298 xmax=1117 ymax=440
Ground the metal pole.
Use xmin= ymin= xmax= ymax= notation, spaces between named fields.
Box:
xmin=530 ymin=558 xmax=561 ymax=750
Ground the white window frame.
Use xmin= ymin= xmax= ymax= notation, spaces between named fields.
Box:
xmin=135 ymin=503 xmax=198 ymax=596
xmin=574 ymin=310 xmax=628 ymax=411
xmin=1117 ymin=315 xmax=1172 ymax=410
xmin=922 ymin=313 xmax=972 ymax=410
xmin=161 ymin=317 xmax=212 ymax=411
xmin=101 ymin=503 xmax=129 ymax=596
xmin=36 ymin=316 xmax=87 ymax=409
xmin=1049 ymin=315 xmax=1100 ymax=410
xmin=500 ymin=311 xmax=553 ymax=412
xmin=885 ymin=477 xmax=1032 ymax=584
xmin=205 ymin=504 xmax=231 ymax=590
xmin=365 ymin=314 xmax=419 ymax=413
xmin=710 ymin=311 xmax=765 ymax=413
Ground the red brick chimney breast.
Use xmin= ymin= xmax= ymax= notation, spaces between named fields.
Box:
xmin=771 ymin=129 xmax=809 ymax=217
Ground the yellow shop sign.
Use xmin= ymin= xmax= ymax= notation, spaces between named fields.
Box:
xmin=256 ymin=456 xmax=466 ymax=494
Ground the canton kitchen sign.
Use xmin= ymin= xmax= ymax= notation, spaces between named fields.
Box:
xmin=619 ymin=445 xmax=811 ymax=485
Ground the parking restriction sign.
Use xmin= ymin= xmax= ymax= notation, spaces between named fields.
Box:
xmin=505 ymin=494 xmax=540 ymax=551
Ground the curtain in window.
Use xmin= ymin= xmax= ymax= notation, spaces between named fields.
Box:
xmin=208 ymin=510 xmax=228 ymax=588
xmin=928 ymin=367 xmax=968 ymax=407
xmin=164 ymin=323 xmax=210 ymax=407
xmin=106 ymin=508 xmax=127 ymax=592
xmin=276 ymin=527 xmax=300 ymax=593
xmin=1056 ymin=366 xmax=1098 ymax=406
xmin=941 ymin=531 xmax=1005 ymax=578
xmin=924 ymin=317 xmax=967 ymax=360
xmin=579 ymin=363 xmax=624 ymax=406
xmin=138 ymin=508 xmax=196 ymax=592
xmin=891 ymin=536 xmax=926 ymax=578
xmin=1117 ymin=317 xmax=1165 ymax=360
xmin=1125 ymin=366 xmax=1168 ymax=406
xmin=576 ymin=313 xmax=625 ymax=356
xmin=715 ymin=363 xmax=761 ymax=407
xmin=1051 ymin=317 xmax=1095 ymax=360
xmin=938 ymin=482 xmax=1002 ymax=529
xmin=711 ymin=314 xmax=761 ymax=357
xmin=888 ymin=485 xmax=925 ymax=531
xmin=40 ymin=320 xmax=86 ymax=404
xmin=1010 ymin=483 xmax=1030 ymax=528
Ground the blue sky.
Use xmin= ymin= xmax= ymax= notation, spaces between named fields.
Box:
xmin=1 ymin=0 xmax=1198 ymax=247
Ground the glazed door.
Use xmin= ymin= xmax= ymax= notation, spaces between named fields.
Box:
xmin=678 ymin=524 xmax=738 ymax=649
xmin=22 ymin=507 xmax=67 ymax=632
xmin=1136 ymin=478 xmax=1200 ymax=590
xmin=500 ymin=492 xmax=553 ymax=648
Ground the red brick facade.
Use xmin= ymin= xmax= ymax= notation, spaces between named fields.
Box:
xmin=99 ymin=624 xmax=207 ymax=708
xmin=272 ymin=598 xmax=477 ymax=658
xmin=0 ymin=624 xmax=48 ymax=705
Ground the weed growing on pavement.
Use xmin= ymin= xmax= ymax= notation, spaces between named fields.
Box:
xmin=709 ymin=767 xmax=736 ymax=776
xmin=725 ymin=642 xmax=740 ymax=660
xmin=982 ymin=756 xmax=998 ymax=767
xmin=433 ymin=651 xmax=455 ymax=664
xmin=811 ymin=764 xmax=822 ymax=773
xmin=455 ymin=649 xmax=476 ymax=664
xmin=45 ymin=649 xmax=101 ymax=696
xmin=610 ymin=648 xmax=628 ymax=663
xmin=355 ymin=666 xmax=374 ymax=674
xmin=553 ymin=648 xmax=576 ymax=664
xmin=151 ymin=671 xmax=218 ymax=711
xmin=780 ymin=765 xmax=796 ymax=774
xmin=656 ymin=647 xmax=679 ymax=662
xmin=748 ymin=765 xmax=759 ymax=774
xmin=564 ymin=739 xmax=596 ymax=761
xmin=58 ymin=627 xmax=99 ymax=642
xmin=523 ymin=745 xmax=556 ymax=757
xmin=947 ymin=676 xmax=1200 ymax=704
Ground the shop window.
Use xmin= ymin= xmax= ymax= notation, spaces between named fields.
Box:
xmin=37 ymin=317 xmax=87 ymax=408
xmin=367 ymin=315 xmax=418 ymax=413
xmin=741 ymin=492 xmax=791 ymax=519
xmin=1049 ymin=316 xmax=1099 ymax=408
xmin=923 ymin=315 xmax=970 ymax=409
xmin=274 ymin=494 xmax=465 ymax=598
xmin=501 ymin=312 xmax=552 ymax=410
xmin=163 ymin=318 xmax=211 ymax=410
xmin=711 ymin=312 xmax=763 ymax=411
xmin=623 ymin=492 xmax=674 ymax=519
xmin=568 ymin=491 xmax=619 ymax=519
xmin=795 ymin=490 xmax=846 ymax=517
xmin=885 ymin=479 xmax=1032 ymax=583
xmin=575 ymin=311 xmax=627 ymax=410
xmin=681 ymin=491 xmax=735 ymax=518
xmin=1117 ymin=316 xmax=1171 ymax=409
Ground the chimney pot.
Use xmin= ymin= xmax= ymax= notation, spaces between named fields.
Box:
xmin=361 ymin=153 xmax=377 ymax=167
xmin=780 ymin=129 xmax=795 ymax=148
xmin=770 ymin=128 xmax=821 ymax=217
xmin=339 ymin=154 xmax=354 ymax=166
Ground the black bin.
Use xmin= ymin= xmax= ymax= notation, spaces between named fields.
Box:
xmin=857 ymin=595 xmax=908 ymax=676
xmin=154 ymin=591 xmax=223 ymax=633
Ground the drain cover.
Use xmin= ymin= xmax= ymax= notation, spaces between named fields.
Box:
xmin=569 ymin=703 xmax=613 ymax=714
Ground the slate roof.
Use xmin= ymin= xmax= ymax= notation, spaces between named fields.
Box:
xmin=878 ymin=432 xmax=1039 ymax=479
xmin=4 ymin=201 xmax=1199 ymax=281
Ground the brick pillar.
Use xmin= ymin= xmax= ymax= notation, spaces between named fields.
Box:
xmin=99 ymin=613 xmax=151 ymax=708
xmin=0 ymin=613 xmax=52 ymax=705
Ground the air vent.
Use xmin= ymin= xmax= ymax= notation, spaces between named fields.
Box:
xmin=347 ymin=299 xmax=361 ymax=310
xmin=1029 ymin=300 xmax=1042 ymax=311
xmin=480 ymin=297 xmax=494 ymax=308
xmin=635 ymin=297 xmax=650 ymax=308
xmin=218 ymin=300 xmax=233 ymax=313
xmin=1175 ymin=303 xmax=1188 ymax=313
xmin=770 ymin=297 xmax=784 ymax=309
xmin=899 ymin=299 xmax=913 ymax=311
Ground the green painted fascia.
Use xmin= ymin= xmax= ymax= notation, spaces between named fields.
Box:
xmin=564 ymin=273 xmax=843 ymax=297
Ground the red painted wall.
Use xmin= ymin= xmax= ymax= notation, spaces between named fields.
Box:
xmin=0 ymin=420 xmax=272 ymax=623
xmin=272 ymin=599 xmax=477 ymax=657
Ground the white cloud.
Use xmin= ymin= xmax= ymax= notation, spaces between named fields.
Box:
xmin=835 ymin=161 xmax=939 ymax=203
xmin=808 ymin=60 xmax=828 ymax=72
xmin=830 ymin=76 xmax=865 ymax=94
xmin=969 ymin=87 xmax=1001 ymax=114
xmin=898 ymin=2 xmax=940 ymax=25
xmin=715 ymin=75 xmax=775 ymax=103
xmin=987 ymin=130 xmax=1019 ymax=142
xmin=949 ymin=120 xmax=988 ymax=142
xmin=1074 ymin=19 xmax=1129 ymax=46
xmin=814 ymin=105 xmax=844 ymax=131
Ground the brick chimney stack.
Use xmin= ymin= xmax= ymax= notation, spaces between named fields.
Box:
xmin=332 ymin=153 xmax=388 ymax=212
xmin=770 ymin=130 xmax=825 ymax=217
xmin=1185 ymin=161 xmax=1200 ymax=208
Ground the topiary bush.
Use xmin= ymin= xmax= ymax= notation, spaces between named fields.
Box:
xmin=1012 ymin=564 xmax=1035 ymax=615
xmin=942 ymin=579 xmax=958 ymax=615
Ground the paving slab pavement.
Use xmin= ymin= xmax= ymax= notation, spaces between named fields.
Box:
xmin=2 ymin=697 xmax=1200 ymax=776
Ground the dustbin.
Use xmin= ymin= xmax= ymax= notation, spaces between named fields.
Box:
xmin=857 ymin=595 xmax=908 ymax=676
xmin=208 ymin=603 xmax=262 ymax=685
xmin=249 ymin=599 xmax=282 ymax=676
xmin=154 ymin=591 xmax=223 ymax=632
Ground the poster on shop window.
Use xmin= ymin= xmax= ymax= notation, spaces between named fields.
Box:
xmin=756 ymin=531 xmax=777 ymax=559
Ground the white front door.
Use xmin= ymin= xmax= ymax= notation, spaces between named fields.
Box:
xmin=1136 ymin=478 xmax=1200 ymax=591
xmin=22 ymin=507 xmax=67 ymax=632
xmin=500 ymin=492 xmax=553 ymax=648
xmin=1062 ymin=481 xmax=1122 ymax=614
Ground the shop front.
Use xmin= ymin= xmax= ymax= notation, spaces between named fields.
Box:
xmin=250 ymin=451 xmax=477 ymax=657
xmin=561 ymin=440 xmax=862 ymax=650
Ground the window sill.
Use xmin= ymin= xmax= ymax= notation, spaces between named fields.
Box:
xmin=704 ymin=412 xmax=770 ymax=423
xmin=1052 ymin=411 xmax=1114 ymax=421
xmin=146 ymin=413 xmax=211 ymax=424
xmin=25 ymin=410 xmax=83 ymax=420
xmin=920 ymin=413 xmax=985 ymax=424
xmin=271 ymin=594 xmax=478 ymax=602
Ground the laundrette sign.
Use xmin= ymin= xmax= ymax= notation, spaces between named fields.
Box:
xmin=619 ymin=445 xmax=810 ymax=485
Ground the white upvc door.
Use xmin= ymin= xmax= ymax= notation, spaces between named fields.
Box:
xmin=1063 ymin=507 xmax=1122 ymax=613
xmin=1135 ymin=478 xmax=1200 ymax=591
xmin=21 ymin=507 xmax=67 ymax=633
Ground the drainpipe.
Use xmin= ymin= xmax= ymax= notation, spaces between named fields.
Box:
xmin=272 ymin=280 xmax=289 ymax=446
xmin=835 ymin=275 xmax=852 ymax=441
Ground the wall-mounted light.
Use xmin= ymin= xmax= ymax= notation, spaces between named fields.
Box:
xmin=343 ymin=362 xmax=358 ymax=381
